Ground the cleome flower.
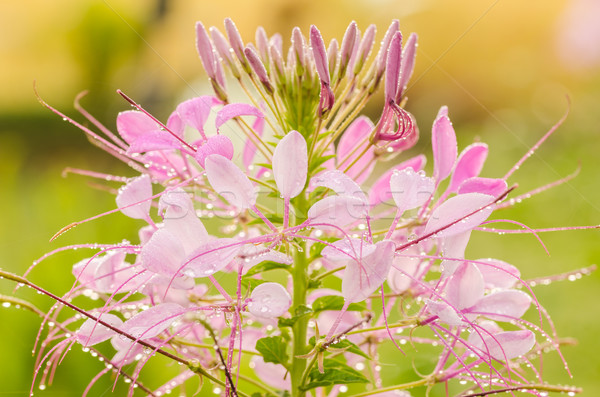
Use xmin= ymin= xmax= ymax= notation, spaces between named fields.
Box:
xmin=3 ymin=18 xmax=595 ymax=397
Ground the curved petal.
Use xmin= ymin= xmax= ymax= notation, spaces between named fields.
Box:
xmin=470 ymin=290 xmax=531 ymax=321
xmin=368 ymin=154 xmax=427 ymax=206
xmin=158 ymin=188 xmax=209 ymax=250
xmin=342 ymin=240 xmax=395 ymax=303
xmin=272 ymin=130 xmax=308 ymax=199
xmin=424 ymin=193 xmax=495 ymax=238
xmin=468 ymin=330 xmax=535 ymax=360
xmin=337 ymin=116 xmax=375 ymax=184
xmin=175 ymin=96 xmax=222 ymax=136
xmin=432 ymin=111 xmax=457 ymax=181
xmin=307 ymin=195 xmax=367 ymax=227
xmin=473 ymin=258 xmax=521 ymax=289
xmin=447 ymin=143 xmax=488 ymax=194
xmin=117 ymin=111 xmax=182 ymax=153
xmin=122 ymin=303 xmax=185 ymax=339
xmin=248 ymin=282 xmax=291 ymax=318
xmin=140 ymin=228 xmax=186 ymax=277
xmin=116 ymin=174 xmax=153 ymax=220
xmin=458 ymin=177 xmax=508 ymax=196
xmin=390 ymin=167 xmax=435 ymax=213
xmin=311 ymin=170 xmax=366 ymax=204
xmin=205 ymin=154 xmax=256 ymax=209
xmin=76 ymin=313 xmax=123 ymax=347
xmin=445 ymin=263 xmax=484 ymax=310
xmin=194 ymin=135 xmax=234 ymax=168
xmin=215 ymin=103 xmax=264 ymax=131
xmin=183 ymin=238 xmax=240 ymax=277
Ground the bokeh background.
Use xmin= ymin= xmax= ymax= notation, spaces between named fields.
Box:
xmin=1 ymin=0 xmax=599 ymax=395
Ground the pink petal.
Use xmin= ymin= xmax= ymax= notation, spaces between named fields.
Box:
xmin=194 ymin=135 xmax=234 ymax=167
xmin=243 ymin=115 xmax=265 ymax=169
xmin=342 ymin=240 xmax=395 ymax=303
xmin=447 ymin=143 xmax=488 ymax=194
xmin=205 ymin=154 xmax=256 ymax=209
xmin=322 ymin=238 xmax=377 ymax=262
xmin=116 ymin=111 xmax=182 ymax=153
xmin=272 ymin=130 xmax=308 ymax=199
xmin=424 ymin=193 xmax=495 ymax=238
xmin=432 ymin=111 xmax=457 ymax=181
xmin=389 ymin=167 xmax=435 ymax=213
xmin=158 ymin=188 xmax=209 ymax=251
xmin=215 ymin=103 xmax=264 ymax=132
xmin=248 ymin=282 xmax=291 ymax=318
xmin=439 ymin=231 xmax=472 ymax=276
xmin=307 ymin=195 xmax=367 ymax=227
xmin=251 ymin=356 xmax=291 ymax=390
xmin=122 ymin=303 xmax=184 ymax=339
xmin=337 ymin=116 xmax=375 ymax=184
xmin=471 ymin=290 xmax=531 ymax=321
xmin=175 ymin=96 xmax=222 ymax=136
xmin=116 ymin=174 xmax=152 ymax=220
xmin=241 ymin=250 xmax=293 ymax=274
xmin=140 ymin=228 xmax=186 ymax=277
xmin=183 ymin=238 xmax=240 ymax=277
xmin=458 ymin=177 xmax=508 ymax=196
xmin=473 ymin=258 xmax=521 ymax=289
xmin=311 ymin=170 xmax=366 ymax=204
xmin=76 ymin=313 xmax=123 ymax=347
xmin=426 ymin=300 xmax=464 ymax=326
xmin=468 ymin=330 xmax=535 ymax=360
xmin=445 ymin=263 xmax=484 ymax=310
xmin=387 ymin=250 xmax=420 ymax=294
xmin=368 ymin=154 xmax=427 ymax=206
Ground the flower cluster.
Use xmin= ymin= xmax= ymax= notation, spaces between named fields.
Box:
xmin=3 ymin=19 xmax=593 ymax=397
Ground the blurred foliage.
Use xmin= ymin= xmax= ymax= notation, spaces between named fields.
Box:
xmin=1 ymin=0 xmax=599 ymax=395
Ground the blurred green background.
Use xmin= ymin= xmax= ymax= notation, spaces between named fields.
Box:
xmin=1 ymin=0 xmax=599 ymax=395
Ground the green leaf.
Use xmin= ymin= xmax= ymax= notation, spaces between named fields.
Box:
xmin=309 ymin=154 xmax=336 ymax=174
xmin=278 ymin=305 xmax=313 ymax=328
xmin=311 ymin=296 xmax=366 ymax=313
xmin=241 ymin=278 xmax=268 ymax=290
xmin=243 ymin=261 xmax=292 ymax=278
xmin=300 ymin=359 xmax=369 ymax=391
xmin=306 ymin=337 xmax=369 ymax=360
xmin=256 ymin=336 xmax=289 ymax=367
xmin=328 ymin=339 xmax=371 ymax=360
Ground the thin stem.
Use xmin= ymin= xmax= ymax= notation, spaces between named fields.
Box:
xmin=350 ymin=376 xmax=433 ymax=397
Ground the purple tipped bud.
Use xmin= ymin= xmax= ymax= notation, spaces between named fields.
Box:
xmin=255 ymin=26 xmax=270 ymax=62
xmin=210 ymin=26 xmax=241 ymax=79
xmin=291 ymin=27 xmax=306 ymax=68
xmin=196 ymin=22 xmax=217 ymax=79
xmin=385 ymin=32 xmax=403 ymax=103
xmin=245 ymin=45 xmax=274 ymax=94
xmin=224 ymin=18 xmax=249 ymax=71
xmin=286 ymin=45 xmax=296 ymax=69
xmin=269 ymin=45 xmax=285 ymax=79
xmin=339 ymin=21 xmax=357 ymax=79
xmin=376 ymin=19 xmax=399 ymax=78
xmin=353 ymin=24 xmax=376 ymax=75
xmin=327 ymin=38 xmax=339 ymax=81
xmin=270 ymin=33 xmax=283 ymax=53
xmin=310 ymin=25 xmax=330 ymax=85
xmin=396 ymin=32 xmax=418 ymax=102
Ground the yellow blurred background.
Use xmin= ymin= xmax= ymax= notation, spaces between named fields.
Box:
xmin=1 ymin=0 xmax=599 ymax=395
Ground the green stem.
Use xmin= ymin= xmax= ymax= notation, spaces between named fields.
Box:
xmin=350 ymin=377 xmax=432 ymax=397
xmin=290 ymin=193 xmax=309 ymax=397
